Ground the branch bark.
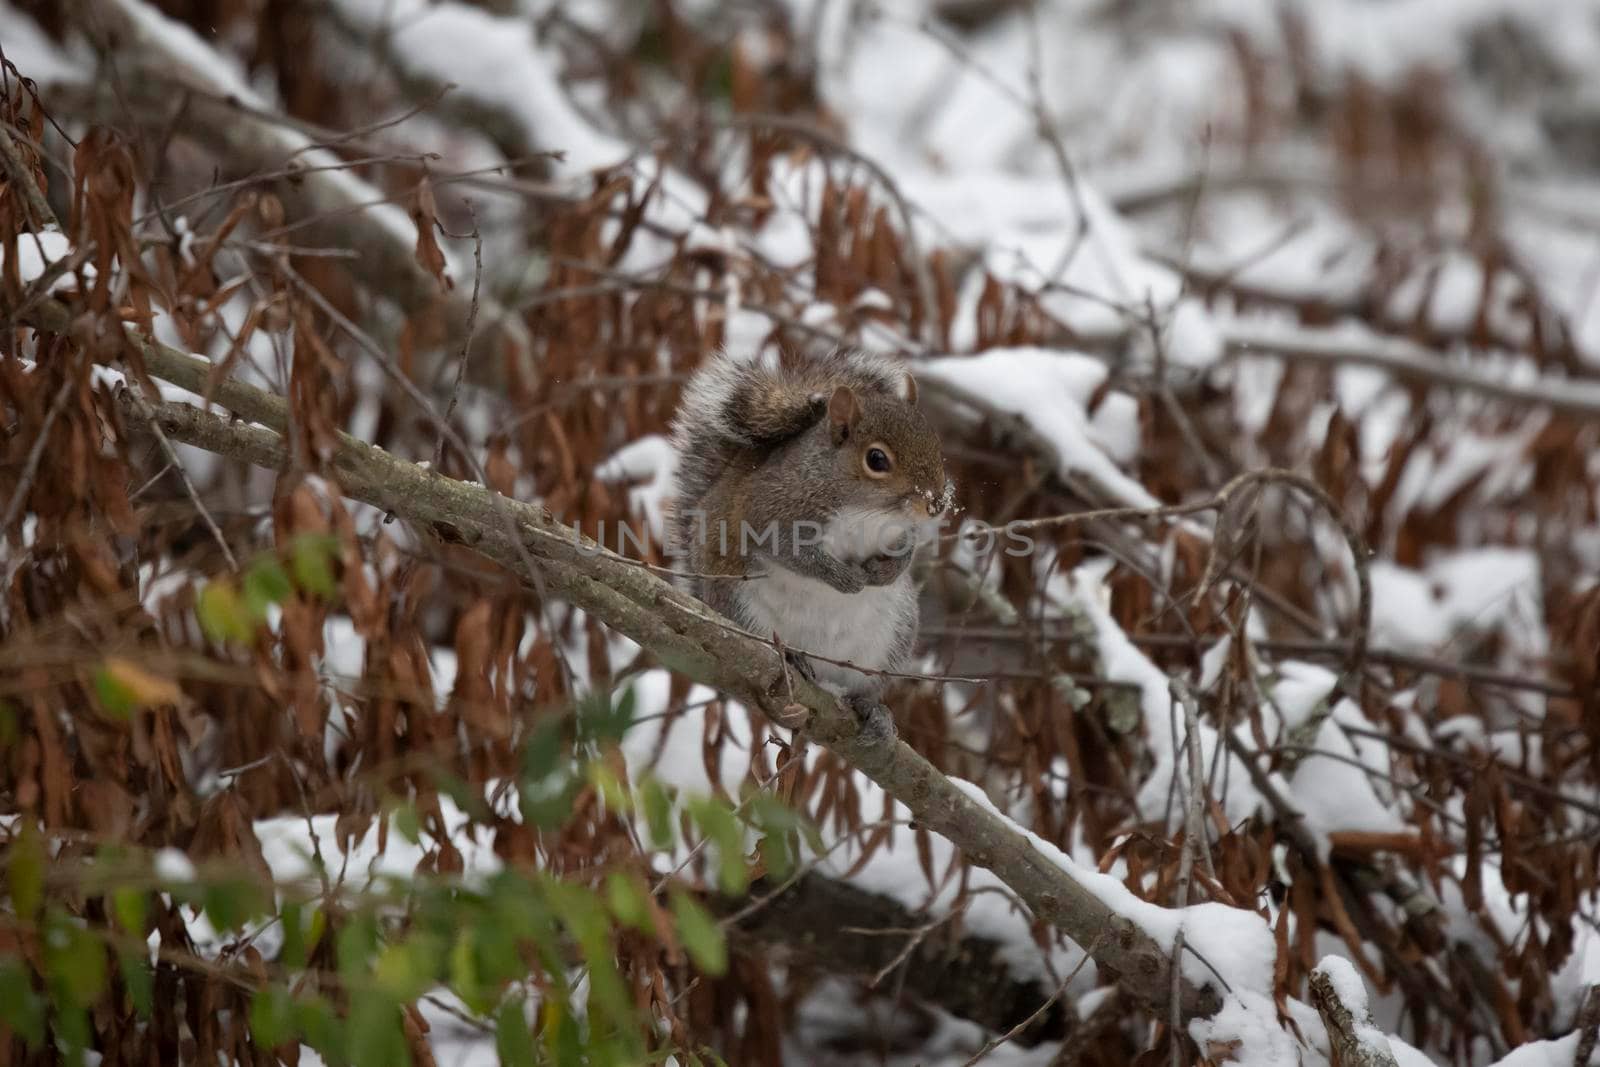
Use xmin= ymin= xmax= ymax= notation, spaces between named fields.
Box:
xmin=1575 ymin=984 xmax=1600 ymax=1067
xmin=1309 ymin=962 xmax=1401 ymax=1067
xmin=1223 ymin=321 xmax=1600 ymax=419
xmin=37 ymin=297 xmax=1225 ymax=1025
xmin=62 ymin=0 xmax=532 ymax=379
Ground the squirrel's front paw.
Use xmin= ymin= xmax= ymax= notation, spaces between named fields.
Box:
xmin=829 ymin=561 xmax=869 ymax=594
xmin=783 ymin=648 xmax=819 ymax=687
xmin=861 ymin=552 xmax=909 ymax=586
xmin=843 ymin=693 xmax=897 ymax=745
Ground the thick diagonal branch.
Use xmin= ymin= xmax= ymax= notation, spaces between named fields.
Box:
xmin=61 ymin=302 xmax=1224 ymax=1024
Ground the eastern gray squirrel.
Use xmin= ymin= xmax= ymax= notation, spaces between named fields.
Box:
xmin=668 ymin=349 xmax=952 ymax=734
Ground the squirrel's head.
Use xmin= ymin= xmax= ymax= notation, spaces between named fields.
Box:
xmin=820 ymin=373 xmax=952 ymax=522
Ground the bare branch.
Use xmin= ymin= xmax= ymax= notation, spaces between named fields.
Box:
xmin=1225 ymin=320 xmax=1600 ymax=419
xmin=1309 ymin=962 xmax=1401 ymax=1067
xmin=90 ymin=313 xmax=1228 ymax=1024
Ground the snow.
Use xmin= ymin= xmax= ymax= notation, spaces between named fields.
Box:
xmin=1486 ymin=1032 xmax=1582 ymax=1067
xmin=255 ymin=794 xmax=502 ymax=889
xmin=153 ymin=847 xmax=197 ymax=882
xmin=108 ymin=0 xmax=258 ymax=99
xmin=1253 ymin=662 xmax=1408 ymax=856
xmin=1198 ymin=635 xmax=1234 ymax=692
xmin=1369 ymin=549 xmax=1542 ymax=654
xmin=1052 ymin=559 xmax=1265 ymax=829
xmin=0 ymin=1 xmax=88 ymax=84
xmin=11 ymin=0 xmax=1600 ymax=1062
xmin=617 ymin=671 xmax=754 ymax=801
xmin=945 ymin=776 xmax=1278 ymax=999
xmin=1287 ymin=700 xmax=1409 ymax=852
xmin=327 ymin=0 xmax=626 ymax=175
xmin=920 ymin=349 xmax=1158 ymax=508
xmin=1188 ymin=990 xmax=1308 ymax=1067
xmin=595 ymin=434 xmax=678 ymax=544
xmin=1314 ymin=955 xmax=1371 ymax=1020
xmin=90 ymin=0 xmax=434 ymax=272
xmin=0 ymin=229 xmax=92 ymax=293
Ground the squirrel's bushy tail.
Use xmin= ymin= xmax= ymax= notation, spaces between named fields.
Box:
xmin=667 ymin=348 xmax=908 ymax=560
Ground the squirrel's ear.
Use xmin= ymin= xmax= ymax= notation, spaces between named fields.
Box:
xmin=828 ymin=385 xmax=859 ymax=445
xmin=902 ymin=372 xmax=918 ymax=405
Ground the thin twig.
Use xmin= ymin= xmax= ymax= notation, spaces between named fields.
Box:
xmin=958 ymin=931 xmax=1104 ymax=1067
xmin=277 ymin=262 xmax=577 ymax=691
xmin=0 ymin=376 xmax=73 ymax=532
xmin=1171 ymin=679 xmax=1218 ymax=887
xmin=433 ymin=200 xmax=482 ymax=469
xmin=0 ymin=125 xmax=58 ymax=228
xmin=718 ymin=113 xmax=942 ymax=343
xmin=124 ymin=386 xmax=238 ymax=571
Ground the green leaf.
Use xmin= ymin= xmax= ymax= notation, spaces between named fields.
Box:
xmin=702 ymin=48 xmax=734 ymax=101
xmin=604 ymin=872 xmax=651 ymax=933
xmin=250 ymin=985 xmax=295 ymax=1048
xmin=546 ymin=881 xmax=633 ymax=1033
xmin=0 ymin=960 xmax=45 ymax=1046
xmin=447 ymin=929 xmax=488 ymax=1015
xmin=392 ymin=800 xmax=421 ymax=846
xmin=92 ymin=657 xmax=184 ymax=714
xmin=520 ymin=716 xmax=565 ymax=782
xmin=111 ymin=886 xmax=147 ymax=936
xmin=347 ymin=991 xmax=408 ymax=1067
xmin=495 ymin=999 xmax=536 ymax=1067
xmin=432 ymin=770 xmax=489 ymax=821
xmin=289 ymin=534 xmax=340 ymax=600
xmin=542 ymin=998 xmax=583 ymax=1066
xmin=294 ymin=994 xmax=341 ymax=1057
xmin=336 ymin=914 xmax=381 ymax=982
xmin=8 ymin=819 xmax=44 ymax=920
xmin=92 ymin=667 xmax=137 ymax=718
xmin=747 ymin=793 xmax=802 ymax=880
xmin=669 ymin=890 xmax=726 ymax=976
xmin=374 ymin=933 xmax=442 ymax=1002
xmin=587 ymin=761 xmax=630 ymax=813
xmin=197 ymin=580 xmax=256 ymax=644
xmin=576 ymin=686 xmax=636 ymax=746
xmin=757 ymin=828 xmax=796 ymax=881
xmin=278 ymin=900 xmax=307 ymax=970
xmin=688 ymin=798 xmax=747 ymax=895
xmin=305 ymin=906 xmax=328 ymax=958
xmin=243 ymin=557 xmax=294 ymax=618
xmin=55 ymin=1004 xmax=90 ymax=1065
xmin=42 ymin=911 xmax=108 ymax=1006
xmin=519 ymin=775 xmax=578 ymax=832
xmin=640 ymin=778 xmax=674 ymax=851
xmin=202 ymin=878 xmax=269 ymax=933
xmin=119 ymin=951 xmax=153 ymax=1018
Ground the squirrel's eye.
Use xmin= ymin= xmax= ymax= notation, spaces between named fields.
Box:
xmin=865 ymin=447 xmax=892 ymax=474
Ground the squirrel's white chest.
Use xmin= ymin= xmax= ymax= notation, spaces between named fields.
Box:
xmin=732 ymin=566 xmax=914 ymax=696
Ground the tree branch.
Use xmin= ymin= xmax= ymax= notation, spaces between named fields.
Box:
xmin=65 ymin=304 xmax=1226 ymax=1025
xmin=63 ymin=0 xmax=532 ymax=378
xmin=1224 ymin=321 xmax=1600 ymax=419
xmin=1309 ymin=960 xmax=1401 ymax=1067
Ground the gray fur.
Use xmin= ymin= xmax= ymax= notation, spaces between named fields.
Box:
xmin=666 ymin=348 xmax=944 ymax=704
